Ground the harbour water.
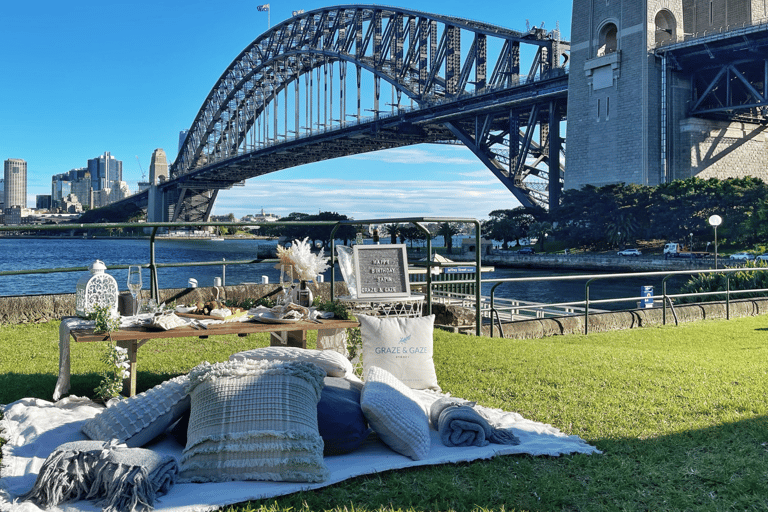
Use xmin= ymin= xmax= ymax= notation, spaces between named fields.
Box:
xmin=0 ymin=238 xmax=685 ymax=309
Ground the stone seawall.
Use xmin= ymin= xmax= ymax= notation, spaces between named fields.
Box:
xmin=450 ymin=251 xmax=713 ymax=272
xmin=1 ymin=281 xmax=763 ymax=342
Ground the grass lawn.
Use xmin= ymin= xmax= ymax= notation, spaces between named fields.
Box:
xmin=2 ymin=316 xmax=768 ymax=511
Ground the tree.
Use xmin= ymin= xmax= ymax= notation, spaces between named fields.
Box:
xmin=528 ymin=221 xmax=553 ymax=252
xmin=483 ymin=207 xmax=542 ymax=249
xmin=437 ymin=223 xmax=460 ymax=254
xmin=383 ymin=223 xmax=401 ymax=244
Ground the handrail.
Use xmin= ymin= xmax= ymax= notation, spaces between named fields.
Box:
xmin=486 ymin=265 xmax=768 ymax=336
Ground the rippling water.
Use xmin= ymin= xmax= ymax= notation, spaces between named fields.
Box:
xmin=0 ymin=237 xmax=282 ymax=297
xmin=0 ymin=237 xmax=685 ymax=309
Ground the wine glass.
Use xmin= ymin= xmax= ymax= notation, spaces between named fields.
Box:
xmin=127 ymin=266 xmax=142 ymax=320
xmin=280 ymin=264 xmax=294 ymax=304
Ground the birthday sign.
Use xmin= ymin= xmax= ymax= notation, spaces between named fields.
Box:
xmin=353 ymin=244 xmax=411 ymax=298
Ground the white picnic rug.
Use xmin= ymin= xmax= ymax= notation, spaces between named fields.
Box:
xmin=1 ymin=395 xmax=600 ymax=512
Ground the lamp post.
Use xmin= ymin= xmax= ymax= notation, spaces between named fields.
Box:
xmin=708 ymin=215 xmax=722 ymax=269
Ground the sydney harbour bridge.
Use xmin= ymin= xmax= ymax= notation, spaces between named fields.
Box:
xmin=80 ymin=5 xmax=569 ymax=223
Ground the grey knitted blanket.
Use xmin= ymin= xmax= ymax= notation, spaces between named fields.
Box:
xmin=21 ymin=439 xmax=179 ymax=512
xmin=429 ymin=397 xmax=521 ymax=447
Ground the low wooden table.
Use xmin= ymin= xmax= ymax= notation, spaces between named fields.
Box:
xmin=68 ymin=318 xmax=359 ymax=396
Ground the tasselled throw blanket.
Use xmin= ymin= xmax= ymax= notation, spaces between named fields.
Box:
xmin=1 ymin=394 xmax=600 ymax=512
xmin=21 ymin=439 xmax=178 ymax=512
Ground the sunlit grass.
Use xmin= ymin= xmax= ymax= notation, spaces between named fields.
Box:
xmin=2 ymin=316 xmax=768 ymax=511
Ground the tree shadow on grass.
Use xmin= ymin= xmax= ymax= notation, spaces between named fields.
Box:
xmin=0 ymin=371 xmax=184 ymax=405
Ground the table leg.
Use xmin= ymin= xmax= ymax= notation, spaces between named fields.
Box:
xmin=117 ymin=340 xmax=139 ymax=397
xmin=269 ymin=330 xmax=306 ymax=349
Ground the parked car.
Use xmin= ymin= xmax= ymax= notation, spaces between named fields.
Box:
xmin=729 ymin=252 xmax=754 ymax=261
xmin=617 ymin=248 xmax=642 ymax=257
xmin=517 ymin=247 xmax=535 ymax=255
xmin=756 ymin=253 xmax=768 ymax=261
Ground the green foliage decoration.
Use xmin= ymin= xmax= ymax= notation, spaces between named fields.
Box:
xmin=88 ymin=304 xmax=120 ymax=334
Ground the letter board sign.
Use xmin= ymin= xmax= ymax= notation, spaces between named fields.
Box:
xmin=353 ymin=244 xmax=410 ymax=298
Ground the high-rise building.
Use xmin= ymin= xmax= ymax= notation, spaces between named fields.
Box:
xmin=87 ymin=152 xmax=122 ymax=192
xmin=178 ymin=130 xmax=189 ymax=154
xmin=4 ymin=159 xmax=27 ymax=209
xmin=149 ymin=148 xmax=168 ymax=184
xmin=36 ymin=195 xmax=52 ymax=210
xmin=52 ymin=168 xmax=91 ymax=210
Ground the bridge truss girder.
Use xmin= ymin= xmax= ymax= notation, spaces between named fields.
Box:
xmin=159 ymin=5 xmax=569 ymax=221
xmin=659 ymin=27 xmax=768 ymax=124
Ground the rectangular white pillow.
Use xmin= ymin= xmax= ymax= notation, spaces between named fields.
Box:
xmin=359 ymin=314 xmax=440 ymax=391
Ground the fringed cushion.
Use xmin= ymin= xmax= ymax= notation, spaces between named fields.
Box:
xmin=21 ymin=439 xmax=179 ymax=512
xmin=229 ymin=345 xmax=354 ymax=377
xmin=82 ymin=374 xmax=190 ymax=448
xmin=360 ymin=366 xmax=431 ymax=460
xmin=178 ymin=360 xmax=330 ymax=483
xmin=359 ymin=314 xmax=441 ymax=391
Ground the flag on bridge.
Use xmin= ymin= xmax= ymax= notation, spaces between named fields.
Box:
xmin=257 ymin=4 xmax=270 ymax=11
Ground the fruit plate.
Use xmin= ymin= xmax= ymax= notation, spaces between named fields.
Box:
xmin=251 ymin=310 xmax=302 ymax=324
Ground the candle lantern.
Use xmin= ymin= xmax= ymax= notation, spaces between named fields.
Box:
xmin=76 ymin=260 xmax=119 ymax=318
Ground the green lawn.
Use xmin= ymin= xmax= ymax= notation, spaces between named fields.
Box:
xmin=2 ymin=316 xmax=768 ymax=511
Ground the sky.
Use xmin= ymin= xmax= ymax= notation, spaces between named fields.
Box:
xmin=1 ymin=0 xmax=572 ymax=222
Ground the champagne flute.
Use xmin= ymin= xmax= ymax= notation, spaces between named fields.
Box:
xmin=127 ymin=266 xmax=142 ymax=320
xmin=280 ymin=264 xmax=293 ymax=304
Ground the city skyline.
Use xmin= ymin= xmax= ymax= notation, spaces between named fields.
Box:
xmin=2 ymin=0 xmax=572 ymax=221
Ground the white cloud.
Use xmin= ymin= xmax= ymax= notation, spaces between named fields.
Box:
xmin=349 ymin=146 xmax=478 ymax=166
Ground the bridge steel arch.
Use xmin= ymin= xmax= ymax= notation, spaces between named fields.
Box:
xmin=156 ymin=6 xmax=569 ymax=222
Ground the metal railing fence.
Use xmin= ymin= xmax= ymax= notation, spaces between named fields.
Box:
xmin=482 ymin=266 xmax=768 ymax=336
xmin=0 ymin=217 xmax=484 ymax=334
xmin=4 ymin=220 xmax=766 ymax=338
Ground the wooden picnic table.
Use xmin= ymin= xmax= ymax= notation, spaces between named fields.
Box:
xmin=68 ymin=318 xmax=359 ymax=396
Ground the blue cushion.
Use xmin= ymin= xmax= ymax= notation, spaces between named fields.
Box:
xmin=318 ymin=377 xmax=371 ymax=455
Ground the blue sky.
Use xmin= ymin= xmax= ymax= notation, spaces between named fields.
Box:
xmin=1 ymin=0 xmax=572 ymax=221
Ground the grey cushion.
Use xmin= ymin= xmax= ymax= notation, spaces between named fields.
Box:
xmin=179 ymin=360 xmax=330 ymax=483
xmin=82 ymin=375 xmax=190 ymax=448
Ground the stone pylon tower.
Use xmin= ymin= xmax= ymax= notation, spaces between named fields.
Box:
xmin=149 ymin=148 xmax=168 ymax=185
xmin=567 ymin=1 xmax=768 ymax=192
xmin=147 ymin=149 xmax=169 ymax=223
xmin=566 ymin=0 xmax=684 ymax=191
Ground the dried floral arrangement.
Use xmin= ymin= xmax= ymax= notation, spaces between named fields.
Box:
xmin=275 ymin=237 xmax=330 ymax=283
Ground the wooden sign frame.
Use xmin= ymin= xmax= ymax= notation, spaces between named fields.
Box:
xmin=353 ymin=244 xmax=411 ymax=298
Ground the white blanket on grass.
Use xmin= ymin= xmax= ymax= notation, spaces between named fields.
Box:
xmin=1 ymin=395 xmax=600 ymax=512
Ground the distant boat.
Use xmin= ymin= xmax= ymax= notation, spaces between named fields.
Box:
xmin=210 ymin=237 xmax=225 ymax=241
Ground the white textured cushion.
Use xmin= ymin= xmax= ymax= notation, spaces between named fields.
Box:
xmin=81 ymin=374 xmax=190 ymax=448
xmin=359 ymin=314 xmax=440 ymax=391
xmin=178 ymin=360 xmax=329 ymax=483
xmin=229 ymin=346 xmax=353 ymax=377
xmin=360 ymin=365 xmax=431 ymax=460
